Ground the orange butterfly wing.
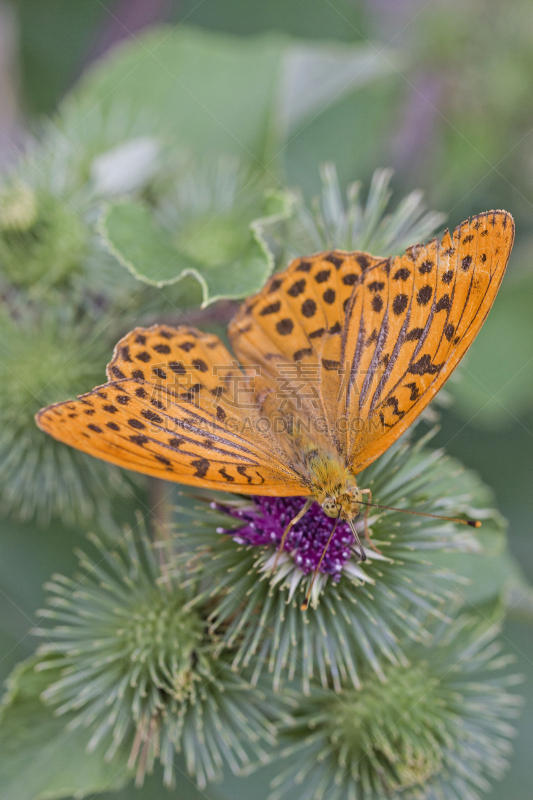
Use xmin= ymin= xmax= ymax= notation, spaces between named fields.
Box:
xmin=36 ymin=324 xmax=309 ymax=495
xmin=229 ymin=250 xmax=384 ymax=459
xmin=229 ymin=210 xmax=514 ymax=473
xmin=343 ymin=210 xmax=514 ymax=470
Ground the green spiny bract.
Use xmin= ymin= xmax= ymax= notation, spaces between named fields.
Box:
xmin=266 ymin=164 xmax=446 ymax=265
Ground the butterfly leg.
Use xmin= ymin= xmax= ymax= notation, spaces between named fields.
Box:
xmin=271 ymin=498 xmax=313 ymax=576
xmin=360 ymin=489 xmax=383 ymax=555
xmin=301 ymin=515 xmax=340 ymax=611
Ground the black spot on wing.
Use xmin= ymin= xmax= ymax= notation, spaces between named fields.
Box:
xmin=191 ymin=458 xmax=210 ymax=478
xmin=404 ymin=381 xmax=420 ymax=401
xmin=372 ymin=295 xmax=383 ymax=313
xmin=192 ymin=358 xmax=208 ymax=373
xmin=309 ymin=327 xmax=325 ymax=339
xmin=409 ymin=354 xmax=442 ymax=375
xmin=393 ymin=294 xmax=408 ymax=315
xmin=260 ymin=301 xmax=281 ymax=315
xmin=416 ymin=285 xmax=432 ymax=306
xmin=219 ymin=467 xmax=235 ymax=482
xmin=294 ymin=347 xmax=313 ymax=361
xmin=435 ymin=294 xmax=451 ymax=313
xmin=324 ymin=253 xmax=344 ymax=269
xmin=343 ymin=273 xmax=358 ymax=286
xmin=301 ymin=299 xmax=317 ymax=317
xmin=288 ymin=279 xmax=306 ymax=297
xmin=111 ymin=366 xmax=127 ymax=379
xmin=276 ymin=318 xmax=294 ymax=335
xmin=405 ymin=327 xmax=423 ymax=341
xmin=394 ymin=268 xmax=410 ymax=281
xmin=442 ymin=270 xmax=454 ymax=284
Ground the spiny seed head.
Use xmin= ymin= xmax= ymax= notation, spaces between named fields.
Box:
xmin=163 ymin=156 xmax=276 ymax=270
xmin=0 ymin=311 xmax=131 ymax=524
xmin=331 ymin=663 xmax=444 ymax=789
xmin=272 ymin=618 xmax=522 ymax=800
xmin=0 ymin=188 xmax=87 ymax=289
xmin=113 ymin=593 xmax=203 ymax=700
xmin=34 ymin=526 xmax=278 ymax=789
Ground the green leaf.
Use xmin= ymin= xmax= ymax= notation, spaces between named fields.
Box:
xmin=0 ymin=657 xmax=133 ymax=800
xmin=100 ymin=191 xmax=294 ymax=306
xmin=70 ymin=26 xmax=396 ymax=168
xmin=276 ymin=41 xmax=401 ymax=139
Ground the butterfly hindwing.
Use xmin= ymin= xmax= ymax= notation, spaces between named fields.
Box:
xmin=36 ymin=326 xmax=308 ymax=495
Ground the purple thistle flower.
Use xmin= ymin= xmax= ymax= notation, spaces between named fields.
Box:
xmin=215 ymin=496 xmax=357 ymax=583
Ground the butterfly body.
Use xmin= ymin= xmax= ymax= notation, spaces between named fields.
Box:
xmin=304 ymin=448 xmax=361 ymax=521
xmin=36 ymin=210 xmax=514 ymax=544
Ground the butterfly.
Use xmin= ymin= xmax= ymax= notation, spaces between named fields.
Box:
xmin=37 ymin=210 xmax=514 ymax=605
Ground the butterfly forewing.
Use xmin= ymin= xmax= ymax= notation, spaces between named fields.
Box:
xmin=343 ymin=210 xmax=514 ymax=469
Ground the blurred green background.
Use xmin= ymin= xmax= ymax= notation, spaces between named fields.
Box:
xmin=0 ymin=1 xmax=532 ymax=798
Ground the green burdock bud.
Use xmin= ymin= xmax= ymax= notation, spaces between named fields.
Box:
xmin=0 ymin=185 xmax=87 ymax=290
xmin=33 ymin=523 xmax=280 ymax=788
xmin=0 ymin=310 xmax=132 ymax=524
xmin=272 ymin=616 xmax=522 ymax=800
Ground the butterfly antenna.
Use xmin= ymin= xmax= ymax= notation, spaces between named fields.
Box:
xmin=358 ymin=500 xmax=481 ymax=528
xmin=301 ymin=516 xmax=340 ymax=611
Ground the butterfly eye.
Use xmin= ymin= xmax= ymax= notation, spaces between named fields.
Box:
xmin=322 ymin=497 xmax=338 ymax=518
